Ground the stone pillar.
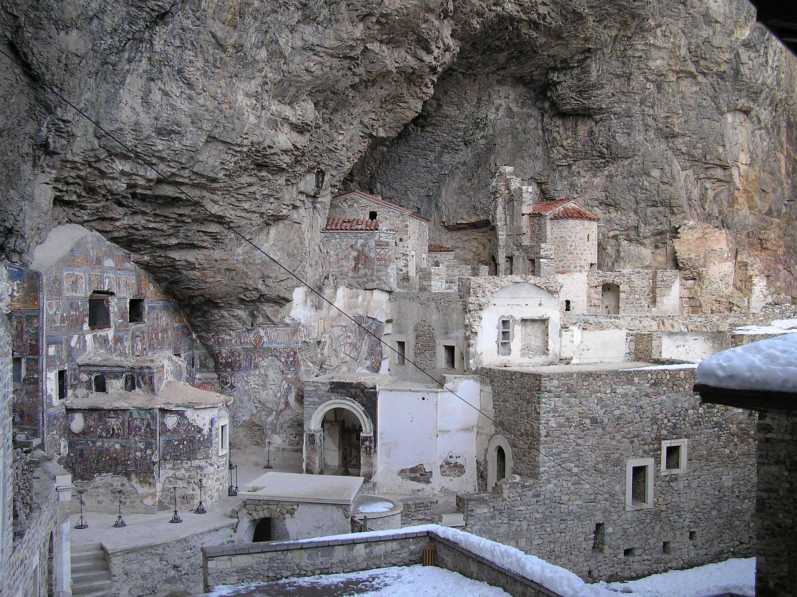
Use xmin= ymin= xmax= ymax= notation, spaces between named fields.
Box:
xmin=55 ymin=473 xmax=72 ymax=596
xmin=360 ymin=434 xmax=374 ymax=481
xmin=303 ymin=430 xmax=323 ymax=475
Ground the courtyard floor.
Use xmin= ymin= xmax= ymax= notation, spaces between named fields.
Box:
xmin=203 ymin=565 xmax=509 ymax=596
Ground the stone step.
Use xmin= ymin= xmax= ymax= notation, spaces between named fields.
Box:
xmin=72 ymin=552 xmax=106 ymax=566
xmin=72 ymin=542 xmax=104 ymax=553
xmin=72 ymin=569 xmax=112 ymax=584
xmin=72 ymin=579 xmax=113 ymax=595
xmin=72 ymin=589 xmax=112 ymax=597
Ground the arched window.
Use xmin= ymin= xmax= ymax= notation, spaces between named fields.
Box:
xmin=89 ymin=291 xmax=114 ymax=329
xmin=496 ymin=446 xmax=506 ymax=482
xmin=93 ymin=374 xmax=107 ymax=393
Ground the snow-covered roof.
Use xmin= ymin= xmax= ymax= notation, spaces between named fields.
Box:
xmin=696 ymin=333 xmax=797 ymax=395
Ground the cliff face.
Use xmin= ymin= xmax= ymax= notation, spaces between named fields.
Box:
xmin=2 ymin=0 xmax=795 ymax=335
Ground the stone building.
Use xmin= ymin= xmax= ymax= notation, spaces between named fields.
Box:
xmin=695 ymin=334 xmax=797 ymax=597
xmin=327 ymin=191 xmax=430 ymax=289
xmin=459 ymin=364 xmax=757 ymax=581
xmin=2 ymin=265 xmax=73 ymax=597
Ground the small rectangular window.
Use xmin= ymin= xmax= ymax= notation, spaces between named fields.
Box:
xmin=219 ymin=423 xmax=229 ymax=456
xmin=129 ymin=299 xmax=145 ymax=323
xmin=623 ymin=547 xmax=636 ymax=557
xmin=444 ymin=345 xmax=455 ymax=369
xmin=89 ymin=291 xmax=113 ymax=330
xmin=564 ymin=299 xmax=572 ymax=312
xmin=661 ymin=439 xmax=688 ymax=474
xmin=369 ymin=211 xmax=377 ymax=221
xmin=592 ymin=523 xmax=605 ymax=553
xmin=662 ymin=541 xmax=671 ymax=554
xmin=505 ymin=256 xmax=513 ymax=275
xmin=57 ymin=370 xmax=67 ymax=400
xmin=396 ymin=341 xmax=406 ymax=366
xmin=13 ymin=357 xmax=23 ymax=384
xmin=528 ymin=258 xmax=536 ymax=275
xmin=626 ymin=458 xmax=654 ymax=510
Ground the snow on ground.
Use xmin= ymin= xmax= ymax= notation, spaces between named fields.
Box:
xmin=630 ymin=363 xmax=697 ymax=371
xmin=696 ymin=332 xmax=797 ymax=393
xmin=356 ymin=499 xmax=394 ymax=513
xmin=595 ymin=557 xmax=755 ymax=597
xmin=206 ymin=565 xmax=510 ymax=596
xmin=733 ymin=318 xmax=797 ymax=335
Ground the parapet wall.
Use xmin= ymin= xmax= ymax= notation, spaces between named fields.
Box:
xmin=202 ymin=528 xmax=560 ymax=597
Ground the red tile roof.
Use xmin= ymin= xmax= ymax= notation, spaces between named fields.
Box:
xmin=528 ymin=198 xmax=599 ymax=221
xmin=324 ymin=217 xmax=380 ymax=231
xmin=428 ymin=243 xmax=454 ymax=253
xmin=334 ymin=190 xmax=430 ymax=222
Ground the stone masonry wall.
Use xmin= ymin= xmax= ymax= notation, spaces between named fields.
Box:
xmin=547 ymin=219 xmax=598 ymax=274
xmin=462 ymin=366 xmax=756 ymax=581
xmin=1 ymin=265 xmax=14 ymax=581
xmin=108 ymin=522 xmax=235 ymax=597
xmin=753 ymin=410 xmax=797 ymax=597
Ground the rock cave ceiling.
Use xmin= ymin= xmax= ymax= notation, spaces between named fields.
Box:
xmin=1 ymin=0 xmax=796 ymax=346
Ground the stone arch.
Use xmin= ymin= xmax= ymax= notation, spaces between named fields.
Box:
xmin=308 ymin=398 xmax=373 ymax=436
xmin=486 ymin=434 xmax=514 ymax=491
xmin=305 ymin=398 xmax=374 ymax=479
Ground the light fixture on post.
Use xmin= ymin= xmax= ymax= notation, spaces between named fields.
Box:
xmin=194 ymin=479 xmax=207 ymax=514
xmin=74 ymin=489 xmax=88 ymax=530
xmin=227 ymin=460 xmax=237 ymax=497
xmin=168 ymin=487 xmax=182 ymax=524
xmin=112 ymin=491 xmax=126 ymax=528
xmin=264 ymin=439 xmax=272 ymax=469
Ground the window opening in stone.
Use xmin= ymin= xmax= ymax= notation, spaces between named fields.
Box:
xmin=520 ymin=319 xmax=548 ymax=357
xmin=505 ymin=255 xmax=513 ymax=275
xmin=490 ymin=255 xmax=498 ymax=276
xmin=565 ymin=299 xmax=571 ymax=312
xmin=129 ymin=298 xmax=145 ymax=323
xmin=665 ymin=445 xmax=681 ymax=470
xmin=631 ymin=465 xmax=647 ymax=507
xmin=528 ymin=258 xmax=536 ymax=275
xmin=592 ymin=523 xmax=605 ymax=553
xmin=396 ymin=341 xmax=406 ymax=365
xmin=89 ymin=291 xmax=113 ymax=330
xmin=498 ymin=318 xmax=512 ymax=356
xmin=662 ymin=541 xmax=672 ymax=554
xmin=219 ymin=423 xmax=229 ymax=455
xmin=13 ymin=357 xmax=23 ymax=384
xmin=689 ymin=531 xmax=696 ymax=541
xmin=252 ymin=518 xmax=272 ymax=542
xmin=93 ymin=374 xmax=107 ymax=393
xmin=57 ymin=370 xmax=67 ymax=400
xmin=496 ymin=446 xmax=506 ymax=482
xmin=322 ymin=408 xmax=362 ymax=476
xmin=124 ymin=373 xmax=135 ymax=392
xmin=601 ymin=283 xmax=620 ymax=315
xmin=369 ymin=211 xmax=377 ymax=221
xmin=623 ymin=548 xmax=636 ymax=557
xmin=443 ymin=345 xmax=455 ymax=369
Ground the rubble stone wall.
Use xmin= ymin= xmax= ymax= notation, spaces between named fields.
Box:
xmin=462 ymin=366 xmax=756 ymax=581
xmin=547 ymin=219 xmax=598 ymax=274
xmin=753 ymin=410 xmax=797 ymax=597
xmin=322 ymin=230 xmax=397 ymax=291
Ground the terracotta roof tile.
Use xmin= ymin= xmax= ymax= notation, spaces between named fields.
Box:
xmin=334 ymin=190 xmax=430 ymax=222
xmin=324 ymin=217 xmax=380 ymax=231
xmin=529 ymin=198 xmax=599 ymax=221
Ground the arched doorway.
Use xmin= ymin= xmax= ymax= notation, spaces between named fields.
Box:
xmin=486 ymin=434 xmax=513 ymax=491
xmin=305 ymin=398 xmax=374 ymax=479
xmin=252 ymin=518 xmax=272 ymax=542
xmin=322 ymin=408 xmax=362 ymax=476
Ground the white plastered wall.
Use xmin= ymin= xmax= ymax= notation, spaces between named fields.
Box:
xmin=375 ymin=377 xmax=480 ymax=495
xmin=561 ymin=327 xmax=628 ymax=364
xmin=476 ymin=283 xmax=560 ymax=367
xmin=557 ymin=272 xmax=588 ymax=314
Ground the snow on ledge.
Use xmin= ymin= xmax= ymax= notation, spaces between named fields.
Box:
xmin=696 ymin=333 xmax=797 ymax=394
xmin=286 ymin=525 xmax=753 ymax=597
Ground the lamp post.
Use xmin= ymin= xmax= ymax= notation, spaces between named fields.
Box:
xmin=74 ymin=489 xmax=88 ymax=530
xmin=168 ymin=487 xmax=182 ymax=524
xmin=233 ymin=464 xmax=239 ymax=495
xmin=194 ymin=479 xmax=207 ymax=514
xmin=264 ymin=439 xmax=272 ymax=469
xmin=113 ymin=491 xmax=126 ymax=528
xmin=227 ymin=460 xmax=237 ymax=497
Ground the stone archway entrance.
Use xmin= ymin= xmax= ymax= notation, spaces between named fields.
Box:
xmin=305 ymin=398 xmax=374 ymax=479
xmin=486 ymin=434 xmax=513 ymax=491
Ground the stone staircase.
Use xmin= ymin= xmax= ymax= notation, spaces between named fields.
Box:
xmin=71 ymin=543 xmax=113 ymax=597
